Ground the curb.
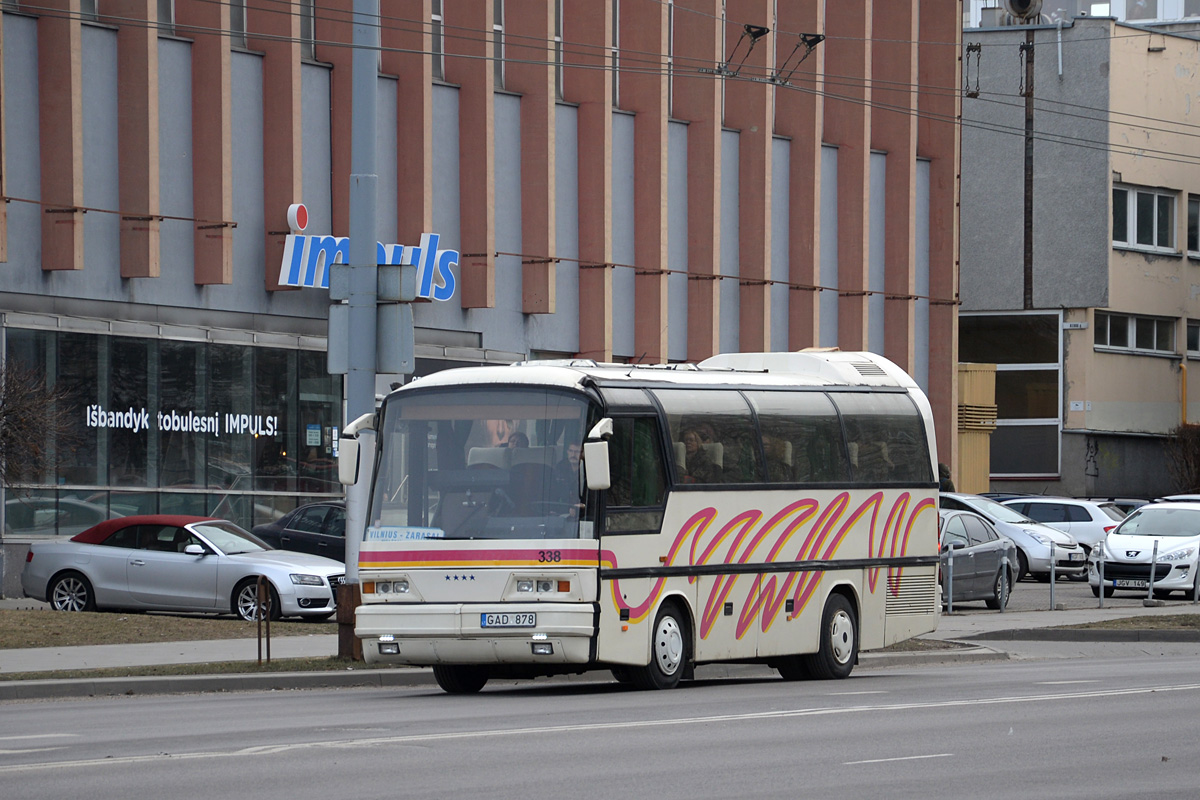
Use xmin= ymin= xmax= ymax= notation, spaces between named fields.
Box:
xmin=0 ymin=646 xmax=1003 ymax=701
xmin=964 ymin=628 xmax=1200 ymax=642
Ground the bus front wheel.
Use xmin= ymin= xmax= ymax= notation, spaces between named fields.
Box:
xmin=802 ymin=594 xmax=857 ymax=680
xmin=432 ymin=665 xmax=489 ymax=694
xmin=630 ymin=602 xmax=689 ymax=690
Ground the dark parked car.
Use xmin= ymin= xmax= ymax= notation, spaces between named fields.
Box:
xmin=938 ymin=508 xmax=1019 ymax=609
xmin=253 ymin=501 xmax=346 ymax=562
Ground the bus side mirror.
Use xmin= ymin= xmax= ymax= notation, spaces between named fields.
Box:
xmin=583 ymin=417 xmax=613 ymax=491
xmin=338 ymin=412 xmax=376 ymax=486
xmin=338 ymin=439 xmax=360 ymax=486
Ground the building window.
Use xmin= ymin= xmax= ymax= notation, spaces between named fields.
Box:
xmin=80 ymin=0 xmax=97 ymax=21
xmin=157 ymin=0 xmax=174 ymax=35
xmin=1189 ymin=195 xmax=1199 ymax=255
xmin=493 ymin=0 xmax=504 ymax=89
xmin=554 ymin=0 xmax=564 ymax=100
xmin=1127 ymin=0 xmax=1159 ymax=20
xmin=1113 ymin=185 xmax=1176 ymax=252
xmin=611 ymin=0 xmax=620 ymax=107
xmin=667 ymin=0 xmax=675 ymax=116
xmin=1188 ymin=320 xmax=1200 ymax=356
xmin=230 ymin=0 xmax=247 ymax=48
xmin=960 ymin=313 xmax=1061 ymax=478
xmin=300 ymin=0 xmax=316 ymax=60
xmin=1095 ymin=311 xmax=1176 ymax=354
xmin=431 ymin=0 xmax=445 ymax=80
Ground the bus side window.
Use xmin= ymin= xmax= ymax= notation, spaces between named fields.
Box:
xmin=606 ymin=417 xmax=667 ymax=533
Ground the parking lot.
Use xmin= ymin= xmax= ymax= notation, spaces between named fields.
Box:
xmin=946 ymin=573 xmax=1200 ymax=614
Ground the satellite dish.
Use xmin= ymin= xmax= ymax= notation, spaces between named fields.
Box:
xmin=1003 ymin=0 xmax=1044 ymax=19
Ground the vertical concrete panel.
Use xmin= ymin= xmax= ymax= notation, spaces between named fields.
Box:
xmin=0 ymin=11 xmax=7 ymax=261
xmin=668 ymin=120 xmax=689 ymax=361
xmin=504 ymin=1 xmax=556 ymax=315
xmin=872 ymin=0 xmax=919 ymax=375
xmin=419 ymin=84 xmax=467 ymax=335
xmin=4 ymin=16 xmax=43 ymax=277
xmin=176 ymin=0 xmax=233 ymax=285
xmin=563 ymin=0 xmax=613 ymax=360
xmin=623 ymin=0 xmax=669 ymax=362
xmin=673 ymin=0 xmax=723 ymax=361
xmin=494 ymin=93 xmax=523 ymax=319
xmin=103 ymin=1 xmax=161 ymax=279
xmin=376 ymin=76 xmax=398 ymax=245
xmin=445 ymin=0 xmax=495 ymax=310
xmin=230 ymin=53 xmax=266 ymax=301
xmin=37 ymin=0 xmax=85 ymax=271
xmin=725 ymin=0 xmax=774 ymax=352
xmin=915 ymin=159 xmax=931 ymax=392
xmin=869 ymin=151 xmax=886 ymax=354
xmin=158 ymin=38 xmax=194 ymax=285
xmin=771 ymin=137 xmax=790 ymax=352
xmin=720 ymin=129 xmax=740 ymax=354
xmin=301 ymin=65 xmax=333 ymax=239
xmin=247 ymin=0 xmax=303 ymax=293
xmin=919 ymin=0 xmax=963 ymax=468
xmin=774 ymin=0 xmax=824 ymax=350
xmin=313 ymin=0 xmax=353 ymax=239
xmin=81 ymin=27 xmax=120 ymax=278
xmin=535 ymin=102 xmax=579 ymax=355
xmin=382 ymin=0 xmax=433 ymax=243
xmin=611 ymin=113 xmax=636 ymax=359
xmin=819 ymin=145 xmax=839 ymax=347
xmin=824 ymin=2 xmax=871 ymax=350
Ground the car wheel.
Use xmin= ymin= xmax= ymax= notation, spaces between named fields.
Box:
xmin=233 ymin=578 xmax=282 ymax=621
xmin=629 ymin=601 xmax=689 ymax=690
xmin=985 ymin=569 xmax=1010 ymax=610
xmin=801 ymin=593 xmax=858 ymax=680
xmin=48 ymin=571 xmax=96 ymax=612
xmin=1014 ymin=550 xmax=1029 ymax=582
xmin=432 ymin=665 xmax=489 ymax=694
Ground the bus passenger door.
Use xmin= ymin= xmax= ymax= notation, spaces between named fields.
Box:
xmin=594 ymin=415 xmax=687 ymax=666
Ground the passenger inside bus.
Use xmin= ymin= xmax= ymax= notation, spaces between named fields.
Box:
xmin=681 ymin=427 xmax=722 ymax=483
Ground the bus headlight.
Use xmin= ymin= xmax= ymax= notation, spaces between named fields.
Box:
xmin=517 ymin=580 xmax=535 ymax=592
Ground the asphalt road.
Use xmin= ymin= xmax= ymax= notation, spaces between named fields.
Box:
xmin=4 ymin=647 xmax=1200 ymax=799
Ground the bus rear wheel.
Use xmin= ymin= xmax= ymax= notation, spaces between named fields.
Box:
xmin=802 ymin=594 xmax=857 ymax=680
xmin=432 ymin=665 xmax=489 ymax=694
xmin=630 ymin=602 xmax=689 ymax=690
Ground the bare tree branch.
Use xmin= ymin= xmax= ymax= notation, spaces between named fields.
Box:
xmin=0 ymin=361 xmax=81 ymax=489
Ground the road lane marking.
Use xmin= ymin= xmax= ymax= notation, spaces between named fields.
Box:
xmin=827 ymin=690 xmax=886 ymax=696
xmin=0 ymin=748 xmax=67 ymax=755
xmin=5 ymin=681 xmax=1200 ymax=773
xmin=846 ymin=753 xmax=952 ymax=765
xmin=1036 ymin=680 xmax=1098 ymax=685
xmin=0 ymin=735 xmax=77 ymax=742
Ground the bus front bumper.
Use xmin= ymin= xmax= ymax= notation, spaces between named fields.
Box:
xmin=356 ymin=602 xmax=596 ymax=666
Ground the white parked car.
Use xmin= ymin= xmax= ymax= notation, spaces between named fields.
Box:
xmin=939 ymin=493 xmax=1087 ymax=581
xmin=1000 ymin=497 xmax=1125 ymax=554
xmin=21 ymin=515 xmax=345 ymax=620
xmin=1089 ymin=501 xmax=1200 ymax=599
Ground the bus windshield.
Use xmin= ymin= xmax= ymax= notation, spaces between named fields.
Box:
xmin=368 ymin=386 xmax=598 ymax=541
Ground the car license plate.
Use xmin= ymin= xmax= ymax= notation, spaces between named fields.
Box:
xmin=1114 ymin=579 xmax=1148 ymax=589
xmin=1068 ymin=552 xmax=1085 ymax=562
xmin=480 ymin=612 xmax=536 ymax=628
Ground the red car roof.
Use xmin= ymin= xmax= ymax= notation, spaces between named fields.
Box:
xmin=70 ymin=515 xmax=219 ymax=545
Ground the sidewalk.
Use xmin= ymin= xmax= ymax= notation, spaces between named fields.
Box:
xmin=3 ymin=598 xmax=1199 ymax=701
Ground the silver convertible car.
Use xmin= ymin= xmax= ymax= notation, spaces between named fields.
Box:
xmin=21 ymin=515 xmax=345 ymax=621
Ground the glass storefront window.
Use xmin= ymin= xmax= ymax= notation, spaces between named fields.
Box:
xmin=2 ymin=327 xmax=343 ymax=537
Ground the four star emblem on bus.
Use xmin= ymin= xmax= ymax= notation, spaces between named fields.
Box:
xmin=445 ymin=574 xmax=475 ymax=581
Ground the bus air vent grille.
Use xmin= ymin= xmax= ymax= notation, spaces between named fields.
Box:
xmin=849 ymin=359 xmax=888 ymax=377
xmin=884 ymin=573 xmax=938 ymax=616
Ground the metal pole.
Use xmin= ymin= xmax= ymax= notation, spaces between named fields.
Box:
xmin=1049 ymin=541 xmax=1056 ymax=610
xmin=343 ymin=0 xmax=380 ymax=585
xmin=1022 ymin=27 xmax=1035 ymax=311
xmin=1000 ymin=552 xmax=1009 ymax=613
xmin=946 ymin=547 xmax=954 ymax=614
xmin=1098 ymin=550 xmax=1105 ymax=609
xmin=1147 ymin=540 xmax=1159 ymax=602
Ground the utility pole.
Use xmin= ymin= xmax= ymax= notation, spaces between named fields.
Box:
xmin=1022 ymin=27 xmax=1035 ymax=310
xmin=336 ymin=0 xmax=380 ymax=659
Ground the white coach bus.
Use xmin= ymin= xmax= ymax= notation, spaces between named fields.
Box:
xmin=339 ymin=350 xmax=940 ymax=693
